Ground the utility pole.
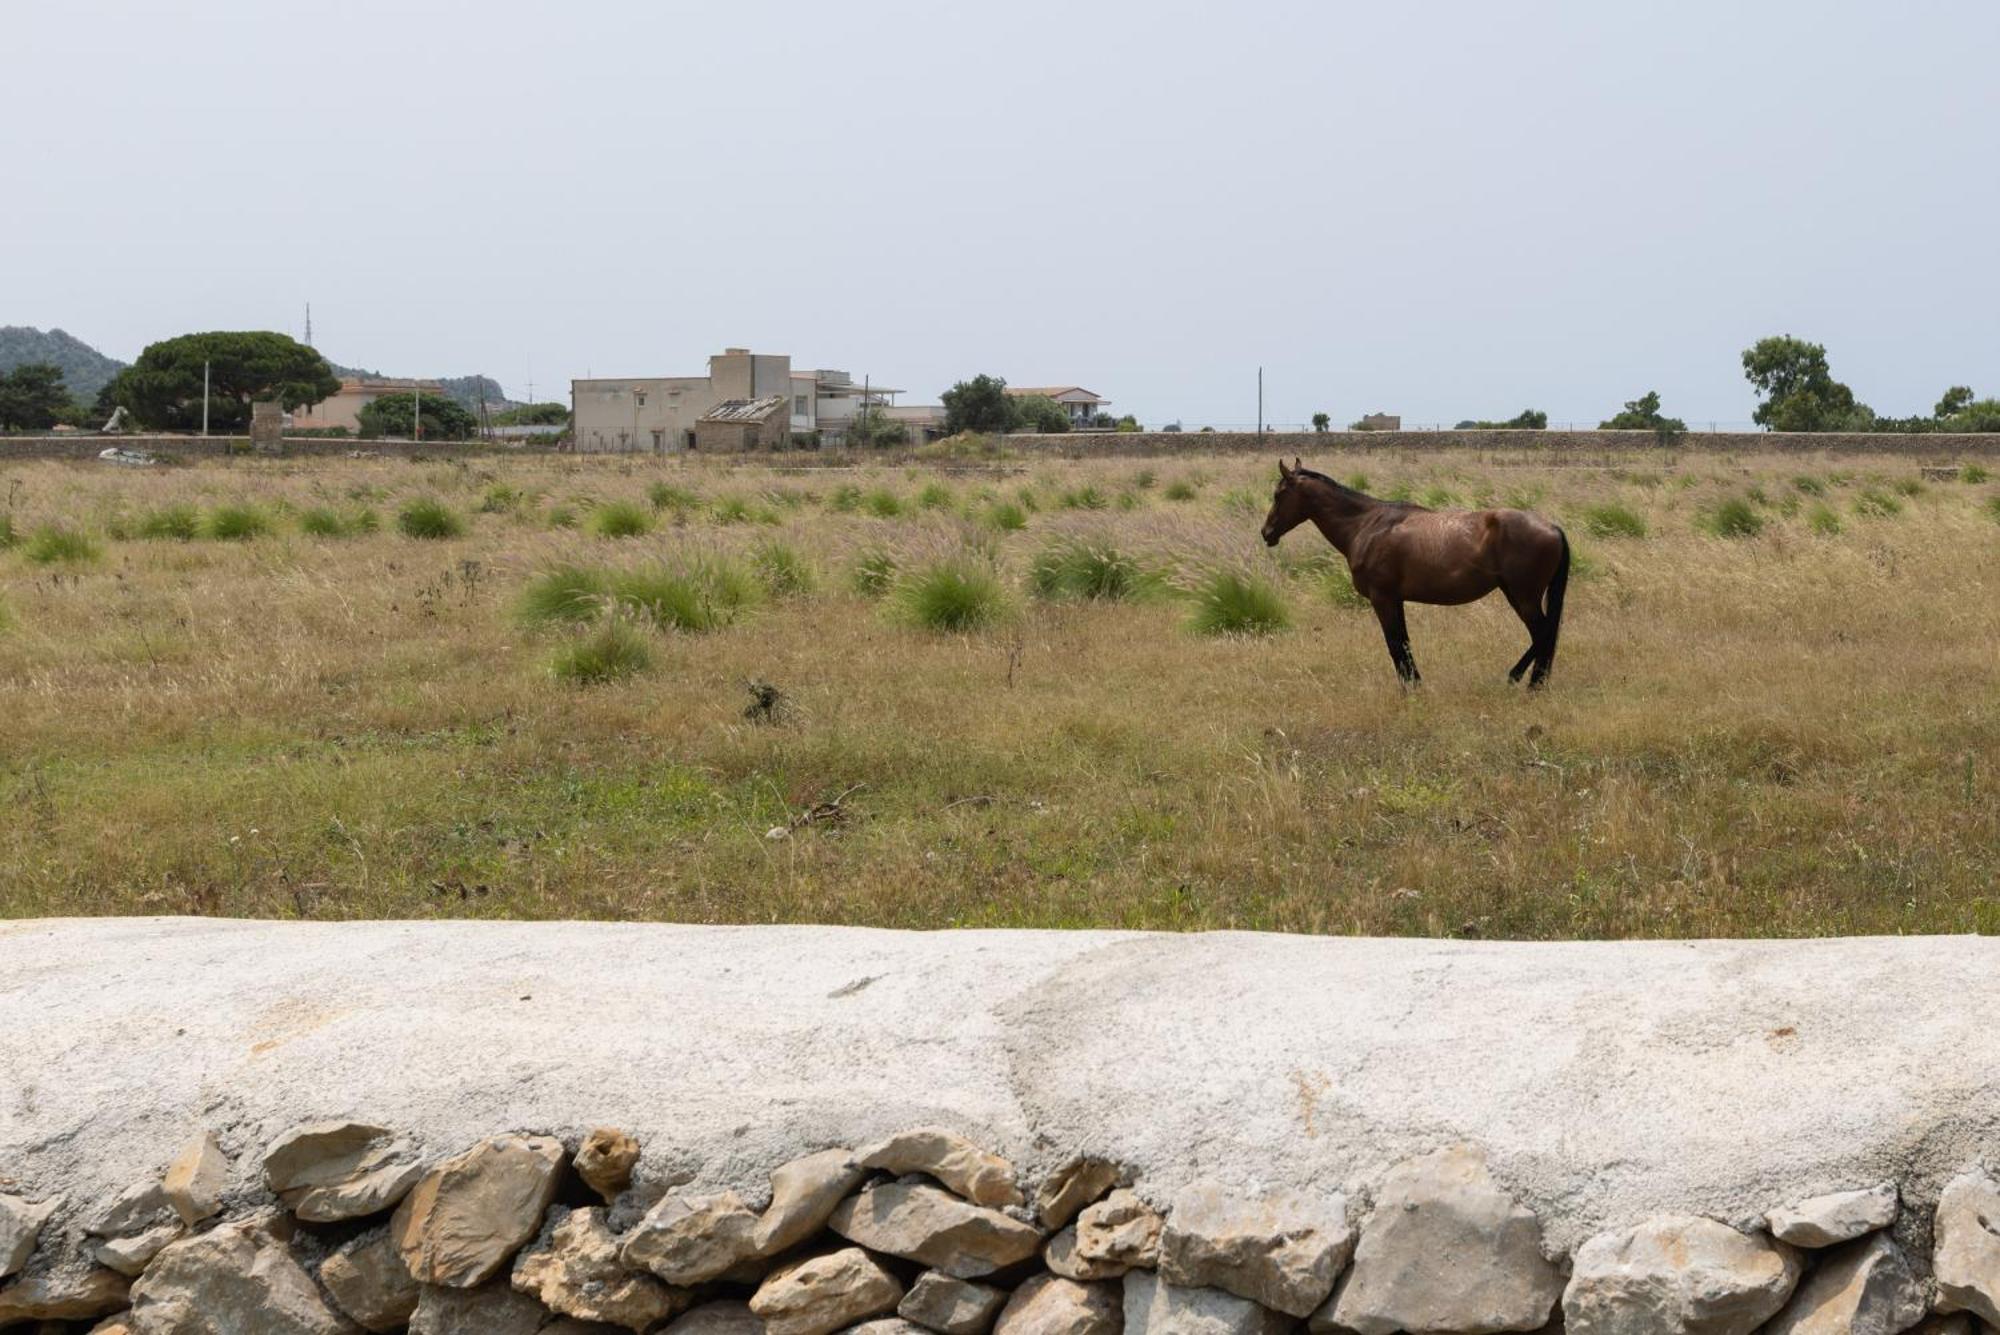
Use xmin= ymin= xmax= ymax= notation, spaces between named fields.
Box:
xmin=202 ymin=360 xmax=211 ymax=437
xmin=413 ymin=391 xmax=421 ymax=442
xmin=1257 ymin=367 xmax=1264 ymax=440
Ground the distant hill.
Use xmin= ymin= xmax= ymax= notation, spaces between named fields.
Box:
xmin=0 ymin=327 xmax=127 ymax=400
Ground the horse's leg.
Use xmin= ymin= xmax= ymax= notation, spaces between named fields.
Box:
xmin=1371 ymin=598 xmax=1419 ymax=686
xmin=1501 ymin=583 xmax=1549 ymax=684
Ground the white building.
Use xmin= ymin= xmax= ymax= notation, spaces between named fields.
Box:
xmin=571 ymin=349 xmax=899 ymax=453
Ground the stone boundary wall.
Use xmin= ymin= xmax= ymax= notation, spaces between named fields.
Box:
xmin=7 ymin=921 xmax=2000 ymax=1334
xmin=0 ymin=435 xmax=532 ymax=463
xmin=991 ymin=428 xmax=2000 ymax=460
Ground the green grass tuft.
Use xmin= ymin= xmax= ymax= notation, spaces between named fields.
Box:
xmin=863 ymin=488 xmax=904 ymax=518
xmin=1029 ymin=539 xmax=1152 ymax=601
xmin=649 ymin=482 xmax=699 ymax=512
xmin=612 ymin=561 xmax=758 ymax=633
xmin=1059 ymin=485 xmax=1110 ymax=511
xmin=137 ymin=505 xmax=202 ymax=541
xmin=24 ymin=525 xmax=99 ymax=564
xmin=1806 ymin=503 xmax=1843 ymax=536
xmin=1793 ymin=474 xmax=1825 ymax=495
xmin=397 ymin=498 xmax=465 ymax=540
xmin=1962 ymin=463 xmax=1990 ymax=484
xmin=1698 ymin=496 xmax=1764 ymax=538
xmin=752 ymin=541 xmax=816 ymax=597
xmin=0 ymin=514 xmax=13 ymax=549
xmin=547 ymin=505 xmax=579 ymax=530
xmin=1853 ymin=488 xmax=1903 ymax=519
xmin=590 ymin=500 xmax=655 ymax=538
xmin=916 ymin=482 xmax=954 ymax=510
xmin=1579 ymin=500 xmax=1648 ymax=539
xmin=1321 ymin=563 xmax=1369 ymax=609
xmin=299 ymin=506 xmax=376 ymax=538
xmin=550 ymin=619 xmax=652 ymax=686
xmin=851 ymin=550 xmax=898 ymax=598
xmin=1162 ymin=480 xmax=1198 ymax=502
xmin=205 ymin=504 xmax=271 ymax=541
xmin=894 ymin=555 xmax=1010 ymax=631
xmin=1187 ymin=568 xmax=1290 ymax=636
xmin=983 ymin=500 xmax=1029 ymax=532
xmin=518 ymin=566 xmax=614 ymax=625
xmin=477 ymin=484 xmax=522 ymax=514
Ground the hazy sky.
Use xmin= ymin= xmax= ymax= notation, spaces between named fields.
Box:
xmin=8 ymin=1 xmax=1997 ymax=426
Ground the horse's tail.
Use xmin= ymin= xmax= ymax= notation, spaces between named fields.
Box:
xmin=1541 ymin=525 xmax=1570 ymax=675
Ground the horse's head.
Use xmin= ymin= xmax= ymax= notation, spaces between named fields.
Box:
xmin=1262 ymin=457 xmax=1310 ymax=546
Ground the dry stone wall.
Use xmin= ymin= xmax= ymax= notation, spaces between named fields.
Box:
xmin=995 ymin=428 xmax=2000 ymax=459
xmin=3 ymin=1126 xmax=1993 ymax=1335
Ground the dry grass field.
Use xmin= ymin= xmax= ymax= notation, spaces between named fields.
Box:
xmin=1 ymin=443 xmax=1995 ymax=937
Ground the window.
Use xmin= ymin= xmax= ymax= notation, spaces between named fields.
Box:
xmin=794 ymin=394 xmax=808 ymax=417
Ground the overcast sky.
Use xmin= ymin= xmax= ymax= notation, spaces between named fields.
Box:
xmin=8 ymin=1 xmax=1997 ymax=425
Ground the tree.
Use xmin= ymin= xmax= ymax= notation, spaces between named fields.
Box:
xmin=357 ymin=392 xmax=477 ymax=441
xmin=0 ymin=363 xmax=72 ymax=430
xmin=493 ymin=401 xmax=570 ymax=426
xmin=1113 ymin=415 xmax=1141 ymax=432
xmin=1311 ymin=412 xmax=1330 ymax=432
xmin=1011 ymin=395 xmax=1071 ymax=434
xmin=1741 ymin=336 xmax=1869 ymax=432
xmin=848 ymin=406 xmax=910 ymax=448
xmin=941 ymin=375 xmax=1019 ymax=434
xmin=1459 ymin=409 xmax=1547 ymax=429
xmin=106 ymin=331 xmax=339 ymax=432
xmin=1599 ymin=390 xmax=1687 ymax=441
xmin=1935 ymin=386 xmax=1974 ymax=420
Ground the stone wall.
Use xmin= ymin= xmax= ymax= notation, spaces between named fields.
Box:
xmin=0 ymin=435 xmax=536 ymax=462
xmin=993 ymin=428 xmax=2000 ymax=459
xmin=7 ymin=922 xmax=2000 ymax=1333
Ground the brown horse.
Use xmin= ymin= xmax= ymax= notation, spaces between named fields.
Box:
xmin=1261 ymin=458 xmax=1570 ymax=687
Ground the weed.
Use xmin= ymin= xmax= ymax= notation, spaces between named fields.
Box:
xmin=24 ymin=526 xmax=99 ymax=564
xmin=916 ymin=482 xmax=954 ymax=510
xmin=1853 ymin=488 xmax=1903 ymax=519
xmin=1793 ymin=475 xmax=1825 ymax=495
xmin=752 ymin=541 xmax=816 ymax=597
xmin=1029 ymin=539 xmax=1151 ymax=601
xmin=550 ymin=618 xmax=652 ymax=686
xmin=1962 ymin=464 xmax=1990 ymax=484
xmin=547 ymin=505 xmax=579 ymax=530
xmin=1698 ymin=496 xmax=1764 ymax=538
xmin=590 ymin=500 xmax=655 ymax=538
xmin=614 ymin=561 xmax=758 ymax=633
xmin=1060 ymin=485 xmax=1110 ymax=511
xmin=205 ymin=504 xmax=271 ymax=541
xmin=518 ymin=567 xmax=614 ymax=625
xmin=398 ymin=498 xmax=465 ymax=540
xmin=851 ymin=550 xmax=898 ymax=598
xmin=137 ymin=505 xmax=202 ymax=541
xmin=984 ymin=501 xmax=1029 ymax=532
xmin=863 ymin=489 xmax=904 ymax=518
xmin=1579 ymin=501 xmax=1647 ymax=539
xmin=1162 ymin=480 xmax=1198 ymax=502
xmin=1806 ymin=503 xmax=1843 ymax=536
xmin=894 ymin=555 xmax=1010 ymax=631
xmin=1187 ymin=568 xmax=1290 ymax=636
xmin=649 ymin=482 xmax=699 ymax=512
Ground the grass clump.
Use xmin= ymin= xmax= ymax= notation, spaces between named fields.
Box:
xmin=590 ymin=500 xmax=655 ymax=538
xmin=0 ymin=514 xmax=13 ymax=549
xmin=1698 ymin=496 xmax=1764 ymax=538
xmin=851 ymin=550 xmax=898 ymax=598
xmin=1962 ymin=463 xmax=1990 ymax=484
xmin=916 ymin=482 xmax=954 ymax=510
xmin=648 ymin=482 xmax=699 ymax=512
xmin=613 ymin=560 xmax=758 ymax=633
xmin=1985 ymin=495 xmax=2000 ymax=524
xmin=1579 ymin=500 xmax=1648 ymax=539
xmin=1419 ymin=485 xmax=1458 ymax=509
xmin=397 ymin=498 xmax=465 ymax=540
xmin=1806 ymin=503 xmax=1843 ymax=536
xmin=477 ymin=484 xmax=522 ymax=514
xmin=1187 ymin=568 xmax=1291 ymax=636
xmin=137 ymin=505 xmax=202 ymax=541
xmin=1853 ymin=488 xmax=1903 ymax=519
xmin=550 ymin=618 xmax=652 ymax=686
xmin=299 ymin=506 xmax=376 ymax=538
xmin=828 ymin=484 xmax=864 ymax=514
xmin=863 ymin=489 xmax=904 ymax=518
xmin=24 ymin=525 xmax=99 ymax=564
xmin=1793 ymin=474 xmax=1826 ymax=496
xmin=1029 ymin=539 xmax=1151 ymax=602
xmin=1892 ymin=477 xmax=1923 ymax=497
xmin=894 ymin=555 xmax=1010 ymax=631
xmin=1060 ymin=485 xmax=1110 ymax=511
xmin=1162 ymin=479 xmax=1198 ymax=502
xmin=983 ymin=500 xmax=1029 ymax=532
xmin=547 ymin=505 xmax=580 ymax=530
xmin=1320 ymin=562 xmax=1369 ymax=609
xmin=752 ymin=541 xmax=816 ymax=597
xmin=517 ymin=566 xmax=614 ymax=625
xmin=205 ymin=504 xmax=271 ymax=541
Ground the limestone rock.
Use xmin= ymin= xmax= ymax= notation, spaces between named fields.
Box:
xmin=88 ymin=1317 xmax=137 ymax=1335
xmin=994 ymin=1274 xmax=1121 ymax=1335
xmin=1049 ymin=1224 xmax=1131 ymax=1281
xmin=0 ymin=1268 xmax=131 ymax=1322
xmin=1161 ymin=1183 xmax=1352 ymax=1318
xmin=408 ymin=1281 xmax=556 ymax=1335
xmin=161 ymin=1131 xmax=229 ymax=1227
xmin=392 ymin=1133 xmax=565 ymax=1289
xmin=750 ymin=1246 xmax=905 ymax=1335
xmin=1077 ymin=1190 xmax=1163 ymax=1270
xmin=848 ymin=1322 xmax=933 ymax=1335
xmin=264 ymin=1122 xmax=426 ymax=1223
xmin=1 ymin=1193 xmax=60 ymax=1280
xmin=90 ymin=1220 xmax=185 ymax=1276
xmin=1767 ymin=1184 xmax=1899 ymax=1248
xmin=1763 ymin=1232 xmax=1925 ymax=1335
xmin=664 ymin=1299 xmax=764 ymax=1334
xmin=1038 ymin=1158 xmax=1121 ymax=1231
xmin=620 ymin=1190 xmax=761 ymax=1286
xmin=755 ymin=1148 xmax=867 ymax=1256
xmin=828 ymin=1179 xmax=1042 ymax=1280
xmin=127 ymin=1216 xmax=351 ymax=1334
xmin=1934 ymin=1170 xmax=2000 ymax=1325
xmin=88 ymin=1180 xmax=177 ymax=1239
xmin=1906 ymin=1317 xmax=1973 ymax=1335
xmin=575 ymin=1129 xmax=640 ymax=1205
xmin=1564 ymin=1215 xmax=1802 ymax=1335
xmin=1327 ymin=1146 xmax=1559 ymax=1334
xmin=514 ymin=1206 xmax=682 ymax=1331
xmin=321 ymin=1228 xmax=420 ymax=1333
xmin=898 ymin=1270 xmax=1009 ymax=1335
xmin=1124 ymin=1270 xmax=1289 ymax=1335
xmin=855 ymin=1129 xmax=1025 ymax=1208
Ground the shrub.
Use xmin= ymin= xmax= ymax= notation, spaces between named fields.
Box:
xmin=518 ymin=566 xmax=614 ymax=625
xmin=25 ymin=525 xmax=99 ymax=564
xmin=205 ymin=504 xmax=271 ymax=541
xmin=397 ymin=498 xmax=465 ymax=540
xmin=1853 ymin=488 xmax=1902 ymax=519
xmin=851 ymin=550 xmax=898 ymax=598
xmin=648 ymin=482 xmax=699 ymax=512
xmin=1187 ymin=569 xmax=1290 ymax=636
xmin=984 ymin=501 xmax=1028 ymax=532
xmin=863 ymin=489 xmax=904 ymax=518
xmin=1806 ymin=503 xmax=1843 ymax=536
xmin=1962 ymin=463 xmax=1991 ymax=484
xmin=1698 ymin=497 xmax=1764 ymax=538
xmin=1579 ymin=501 xmax=1648 ymax=539
xmin=550 ymin=619 xmax=652 ymax=686
xmin=1059 ymin=485 xmax=1109 ymax=511
xmin=752 ymin=541 xmax=816 ymax=597
xmin=1162 ymin=480 xmax=1198 ymax=502
xmin=894 ymin=555 xmax=1009 ymax=631
xmin=590 ymin=501 xmax=655 ymax=539
xmin=137 ymin=505 xmax=202 ymax=541
xmin=916 ymin=482 xmax=954 ymax=510
xmin=613 ymin=561 xmax=758 ymax=633
xmin=1029 ymin=540 xmax=1151 ymax=602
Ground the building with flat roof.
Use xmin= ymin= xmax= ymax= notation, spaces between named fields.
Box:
xmin=291 ymin=376 xmax=448 ymax=433
xmin=571 ymin=349 xmax=899 ymax=453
